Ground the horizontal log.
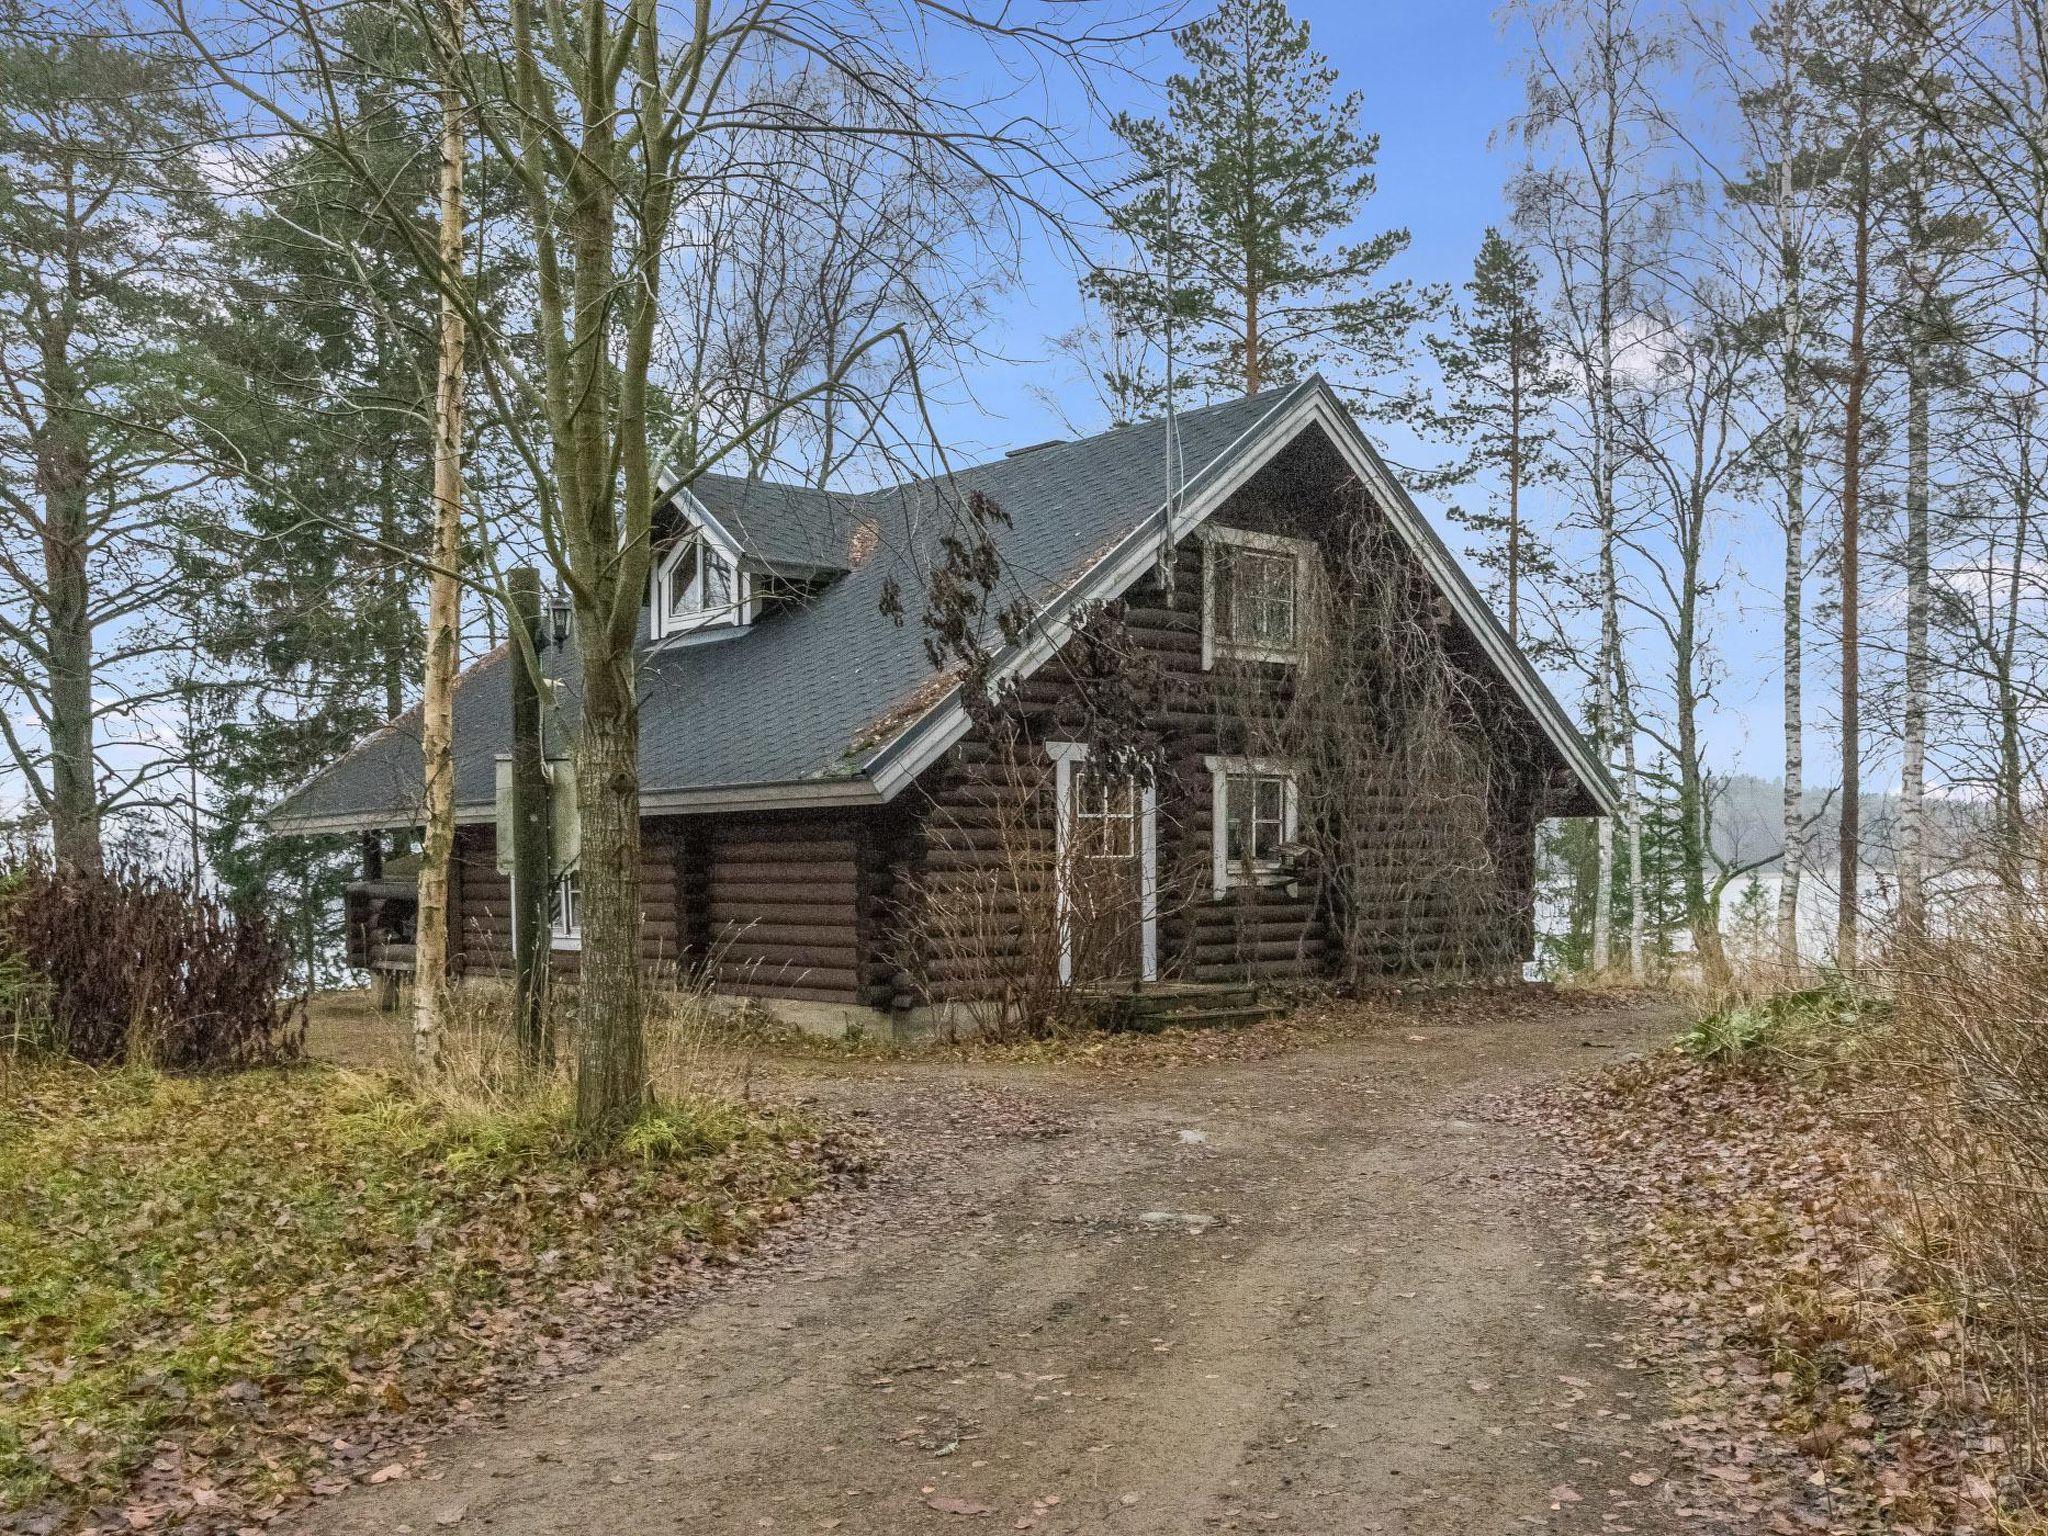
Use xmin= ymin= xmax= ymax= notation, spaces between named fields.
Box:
xmin=712 ymin=922 xmax=857 ymax=953
xmin=711 ymin=860 xmax=858 ymax=887
xmin=712 ymin=966 xmax=856 ymax=991
xmin=713 ymin=938 xmax=859 ymax=970
xmin=1192 ymin=958 xmax=1323 ymax=982
xmin=1191 ymin=937 xmax=1323 ymax=962
xmin=707 ymin=899 xmax=858 ymax=928
xmin=715 ymin=837 xmax=858 ymax=863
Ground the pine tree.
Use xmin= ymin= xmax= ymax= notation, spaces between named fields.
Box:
xmin=0 ymin=16 xmax=222 ymax=872
xmin=1086 ymin=0 xmax=1434 ymax=413
xmin=1420 ymin=228 xmax=1566 ymax=645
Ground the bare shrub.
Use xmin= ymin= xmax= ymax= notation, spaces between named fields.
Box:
xmin=1 ymin=854 xmax=303 ymax=1069
xmin=1879 ymin=905 xmax=2048 ymax=1477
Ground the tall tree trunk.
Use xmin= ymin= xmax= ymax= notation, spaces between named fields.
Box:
xmin=1995 ymin=476 xmax=2031 ymax=899
xmin=1243 ymin=278 xmax=1261 ymax=396
xmin=507 ymin=568 xmax=552 ymax=1072
xmin=1837 ymin=150 xmax=1871 ymax=977
xmin=38 ymin=316 xmax=100 ymax=876
xmin=1507 ymin=366 xmax=1524 ymax=644
xmin=1896 ymin=283 xmax=1930 ymax=949
xmin=1677 ymin=476 xmax=1727 ymax=985
xmin=573 ymin=652 xmax=646 ymax=1136
xmin=1621 ymin=668 xmax=1646 ymax=979
xmin=1591 ymin=382 xmax=1620 ymax=975
xmin=1775 ymin=152 xmax=1808 ymax=978
xmin=1896 ymin=137 xmax=1933 ymax=950
xmin=413 ymin=0 xmax=468 ymax=1078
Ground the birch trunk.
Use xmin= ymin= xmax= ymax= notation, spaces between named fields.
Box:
xmin=1837 ymin=147 xmax=1871 ymax=977
xmin=1774 ymin=148 xmax=1808 ymax=979
xmin=1620 ymin=665 xmax=1645 ymax=979
xmin=412 ymin=0 xmax=468 ymax=1079
xmin=1590 ymin=279 xmax=1618 ymax=977
xmin=1896 ymin=130 xmax=1934 ymax=949
xmin=1897 ymin=273 xmax=1930 ymax=948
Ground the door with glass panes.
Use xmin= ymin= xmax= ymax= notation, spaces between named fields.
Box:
xmin=1064 ymin=763 xmax=1146 ymax=981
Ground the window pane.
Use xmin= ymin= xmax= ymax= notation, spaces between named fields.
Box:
xmin=1225 ymin=776 xmax=1252 ymax=866
xmin=1233 ymin=551 xmax=1295 ymax=648
xmin=1254 ymin=775 xmax=1283 ymax=832
xmin=551 ymin=869 xmax=581 ymax=936
xmin=703 ymin=550 xmax=733 ymax=611
xmin=1078 ymin=769 xmax=1136 ymax=859
xmin=667 ymin=538 xmax=700 ymax=617
xmin=1222 ymin=771 xmax=1293 ymax=879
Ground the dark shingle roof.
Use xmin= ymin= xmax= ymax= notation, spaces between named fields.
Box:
xmin=268 ymin=388 xmax=1295 ymax=832
xmin=685 ymin=473 xmax=858 ymax=573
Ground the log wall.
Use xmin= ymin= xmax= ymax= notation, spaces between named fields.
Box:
xmin=450 ymin=812 xmax=885 ymax=1006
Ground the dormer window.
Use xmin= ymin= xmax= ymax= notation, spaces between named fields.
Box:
xmin=653 ymin=524 xmax=750 ymax=639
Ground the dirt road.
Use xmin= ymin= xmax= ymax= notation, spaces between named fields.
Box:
xmin=294 ymin=1001 xmax=1699 ymax=1535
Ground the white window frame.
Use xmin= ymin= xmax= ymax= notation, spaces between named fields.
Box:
xmin=548 ymin=865 xmax=582 ymax=951
xmin=1047 ymin=741 xmax=1157 ymax=985
xmin=651 ymin=522 xmax=751 ymax=640
xmin=1205 ymin=755 xmax=1299 ymax=898
xmin=1200 ymin=525 xmax=1317 ymax=669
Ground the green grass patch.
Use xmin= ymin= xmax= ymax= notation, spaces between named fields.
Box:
xmin=1679 ymin=980 xmax=1889 ymax=1068
xmin=0 ymin=1059 xmax=823 ymax=1522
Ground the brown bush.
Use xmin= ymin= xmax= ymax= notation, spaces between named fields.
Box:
xmin=1 ymin=855 xmax=304 ymax=1069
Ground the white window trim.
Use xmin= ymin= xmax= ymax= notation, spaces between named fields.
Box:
xmin=1199 ymin=524 xmax=1317 ymax=669
xmin=1047 ymin=741 xmax=1157 ymax=985
xmin=548 ymin=865 xmax=582 ymax=951
xmin=651 ymin=521 xmax=752 ymax=640
xmin=1204 ymin=755 xmax=1300 ymax=898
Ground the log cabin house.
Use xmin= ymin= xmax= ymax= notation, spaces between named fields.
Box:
xmin=269 ymin=377 xmax=1615 ymax=1034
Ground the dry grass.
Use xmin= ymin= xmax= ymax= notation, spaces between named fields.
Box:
xmin=1882 ymin=908 xmax=2048 ymax=1481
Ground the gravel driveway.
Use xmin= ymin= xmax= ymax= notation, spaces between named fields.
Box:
xmin=291 ymin=999 xmax=1696 ymax=1535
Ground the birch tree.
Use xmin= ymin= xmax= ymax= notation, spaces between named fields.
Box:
xmin=1616 ymin=288 xmax=1759 ymax=983
xmin=1698 ymin=0 xmax=1833 ymax=974
xmin=1508 ymin=0 xmax=1677 ymax=978
xmin=407 ymin=0 xmax=468 ymax=1078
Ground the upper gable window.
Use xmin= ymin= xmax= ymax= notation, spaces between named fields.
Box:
xmin=653 ymin=525 xmax=749 ymax=639
xmin=1201 ymin=526 xmax=1316 ymax=667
